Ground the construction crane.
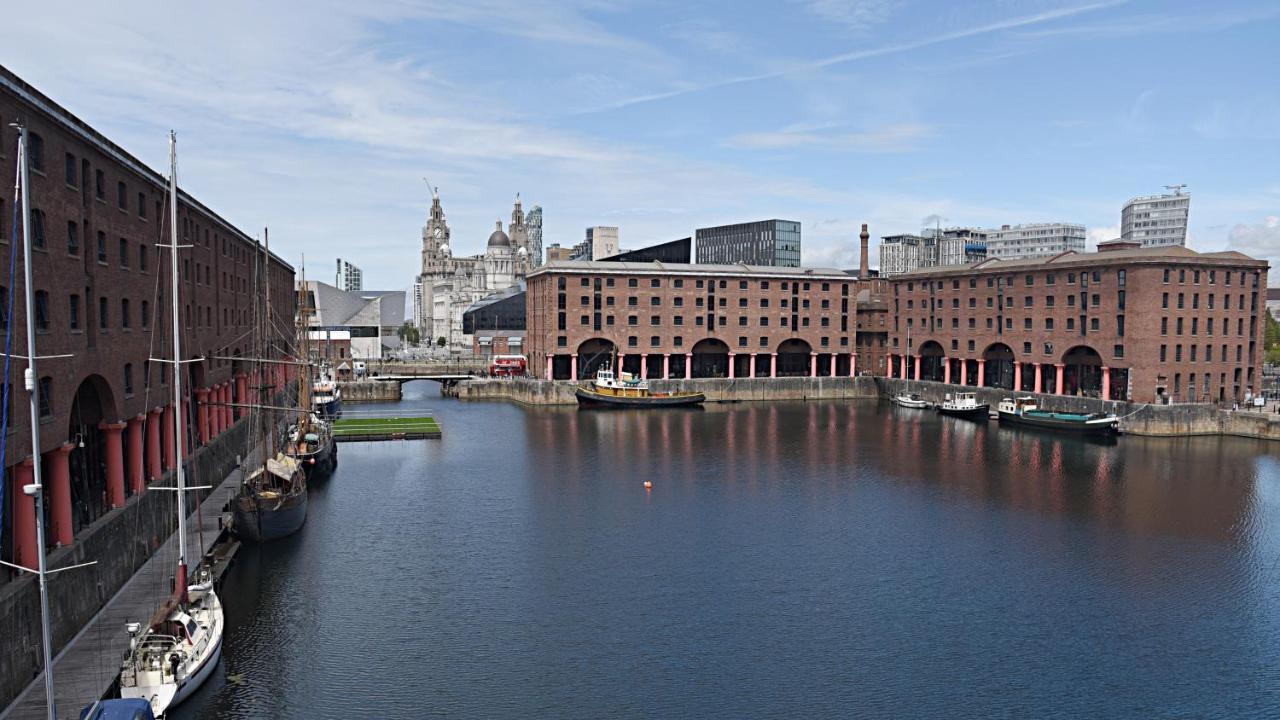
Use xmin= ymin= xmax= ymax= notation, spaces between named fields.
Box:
xmin=1164 ymin=183 xmax=1187 ymax=195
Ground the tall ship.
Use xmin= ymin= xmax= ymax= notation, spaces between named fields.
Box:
xmin=575 ymin=360 xmax=705 ymax=408
xmin=287 ymin=265 xmax=338 ymax=479
xmin=118 ymin=132 xmax=224 ymax=716
xmin=231 ymin=229 xmax=309 ymax=542
xmin=996 ymin=397 xmax=1120 ymax=436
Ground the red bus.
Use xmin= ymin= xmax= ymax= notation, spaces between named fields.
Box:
xmin=490 ymin=354 xmax=528 ymax=377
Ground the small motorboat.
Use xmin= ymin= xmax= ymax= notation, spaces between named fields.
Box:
xmin=937 ymin=392 xmax=989 ymax=419
xmin=996 ymin=397 xmax=1120 ymax=436
xmin=892 ymin=393 xmax=930 ymax=409
xmin=576 ymin=363 xmax=704 ymax=408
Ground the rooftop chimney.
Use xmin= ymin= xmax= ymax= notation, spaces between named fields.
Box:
xmin=859 ymin=223 xmax=870 ymax=278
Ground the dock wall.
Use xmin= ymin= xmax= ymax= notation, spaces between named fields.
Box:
xmin=338 ymin=380 xmax=402 ymax=403
xmin=459 ymin=376 xmax=879 ymax=405
xmin=0 ymin=420 xmax=249 ymax=711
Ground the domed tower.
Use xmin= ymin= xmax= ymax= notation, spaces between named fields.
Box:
xmin=420 ymin=186 xmax=451 ymax=278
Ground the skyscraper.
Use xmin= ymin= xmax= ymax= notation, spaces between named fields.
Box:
xmin=695 ymin=219 xmax=801 ymax=267
xmin=336 ymin=257 xmax=363 ymax=292
xmin=1121 ymin=187 xmax=1191 ymax=247
xmin=527 ymin=205 xmax=544 ymax=267
xmin=983 ymin=223 xmax=1086 ymax=259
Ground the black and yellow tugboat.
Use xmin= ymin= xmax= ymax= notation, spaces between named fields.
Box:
xmin=575 ymin=362 xmax=705 ymax=408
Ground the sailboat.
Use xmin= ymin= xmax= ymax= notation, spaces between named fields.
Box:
xmin=285 ymin=261 xmax=337 ymax=479
xmin=230 ymin=229 xmax=309 ymax=542
xmin=117 ymin=132 xmax=224 ymax=716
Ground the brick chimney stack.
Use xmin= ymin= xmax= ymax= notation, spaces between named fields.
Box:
xmin=859 ymin=223 xmax=870 ymax=278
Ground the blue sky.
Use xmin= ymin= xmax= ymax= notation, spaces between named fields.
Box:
xmin=5 ymin=0 xmax=1278 ymax=289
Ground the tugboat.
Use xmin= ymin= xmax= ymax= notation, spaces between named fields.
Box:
xmin=311 ymin=364 xmax=343 ymax=419
xmin=892 ymin=393 xmax=930 ymax=409
xmin=997 ymin=397 xmax=1120 ymax=436
xmin=937 ymin=391 xmax=989 ymax=419
xmin=575 ymin=362 xmax=705 ymax=408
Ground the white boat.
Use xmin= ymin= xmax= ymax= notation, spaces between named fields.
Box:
xmin=118 ymin=133 xmax=224 ymax=717
xmin=938 ymin=392 xmax=989 ymax=419
xmin=892 ymin=393 xmax=930 ymax=409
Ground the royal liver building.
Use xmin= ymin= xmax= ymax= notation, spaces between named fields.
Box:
xmin=414 ymin=188 xmax=536 ymax=351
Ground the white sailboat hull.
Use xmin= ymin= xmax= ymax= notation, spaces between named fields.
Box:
xmin=120 ymin=589 xmax=224 ymax=716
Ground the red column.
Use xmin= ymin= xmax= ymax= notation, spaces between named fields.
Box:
xmin=899 ymin=354 xmax=907 ymax=378
xmin=11 ymin=459 xmax=37 ymax=570
xmin=728 ymin=353 xmax=735 ymax=379
xmin=100 ymin=422 xmax=127 ymax=508
xmin=770 ymin=353 xmax=777 ymax=378
xmin=1034 ymin=364 xmax=1043 ymax=394
xmin=1014 ymin=362 xmax=1023 ymax=392
xmin=810 ymin=354 xmax=817 ymax=377
xmin=163 ymin=404 xmax=176 ymax=471
xmin=960 ymin=360 xmax=968 ymax=386
xmin=944 ymin=358 xmax=952 ymax=384
xmin=545 ymin=356 xmax=553 ymax=380
xmin=850 ymin=352 xmax=857 ymax=377
xmin=914 ymin=355 xmax=921 ymax=380
xmin=749 ymin=353 xmax=757 ymax=378
xmin=1102 ymin=366 xmax=1111 ymax=401
xmin=685 ymin=353 xmax=692 ymax=379
xmin=147 ymin=407 xmax=163 ymax=481
xmin=196 ymin=388 xmax=210 ymax=445
xmin=235 ymin=373 xmax=247 ymax=419
xmin=47 ymin=443 xmax=74 ymax=546
xmin=663 ymin=354 xmax=670 ymax=379
xmin=641 ymin=355 xmax=648 ymax=378
xmin=127 ymin=414 xmax=145 ymax=495
xmin=1055 ymin=363 xmax=1066 ymax=395
xmin=977 ymin=359 xmax=986 ymax=388
xmin=570 ymin=356 xmax=578 ymax=381
xmin=830 ymin=355 xmax=837 ymax=377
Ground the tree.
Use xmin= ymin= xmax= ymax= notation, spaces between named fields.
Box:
xmin=396 ymin=321 xmax=421 ymax=346
xmin=1266 ymin=312 xmax=1280 ymax=365
xmin=436 ymin=336 xmax=447 ymax=348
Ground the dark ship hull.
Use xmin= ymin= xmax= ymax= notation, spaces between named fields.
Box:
xmin=231 ymin=489 xmax=308 ymax=542
xmin=575 ymin=386 xmax=705 ymax=408
xmin=291 ymin=435 xmax=337 ymax=479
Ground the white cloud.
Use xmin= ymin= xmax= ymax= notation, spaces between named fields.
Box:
xmin=724 ymin=123 xmax=932 ymax=153
xmin=1087 ymin=224 xmax=1120 ymax=249
xmin=797 ymin=0 xmax=901 ymax=31
xmin=1225 ymin=216 xmax=1280 ymax=274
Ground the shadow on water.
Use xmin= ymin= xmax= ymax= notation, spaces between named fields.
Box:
xmin=174 ymin=386 xmax=1280 ymax=719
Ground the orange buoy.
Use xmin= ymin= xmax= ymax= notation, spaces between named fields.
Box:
xmin=644 ymin=481 xmax=653 ymax=489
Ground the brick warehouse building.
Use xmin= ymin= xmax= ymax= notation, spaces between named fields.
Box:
xmin=526 ymin=259 xmax=889 ymax=381
xmin=885 ymin=241 xmax=1268 ymax=404
xmin=0 ymin=67 xmax=295 ymax=576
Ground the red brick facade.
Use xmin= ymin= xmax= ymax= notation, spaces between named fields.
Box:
xmin=527 ymin=261 xmax=888 ymax=380
xmin=885 ymin=246 xmax=1268 ymax=404
xmin=1 ymin=68 xmax=294 ymax=569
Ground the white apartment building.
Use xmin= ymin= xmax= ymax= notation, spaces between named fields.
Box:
xmin=983 ymin=223 xmax=1086 ymax=259
xmin=336 ymin=257 xmax=363 ymax=292
xmin=1121 ymin=189 xmax=1191 ymax=247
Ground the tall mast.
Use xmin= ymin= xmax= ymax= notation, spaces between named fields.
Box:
xmin=168 ymin=132 xmax=189 ymax=595
xmin=263 ymin=230 xmax=274 ymax=460
xmin=17 ymin=123 xmax=59 ymax=720
xmin=297 ymin=256 xmax=309 ymax=425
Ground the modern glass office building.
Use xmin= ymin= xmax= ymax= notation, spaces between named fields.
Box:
xmin=1121 ymin=189 xmax=1190 ymax=247
xmin=695 ymin=219 xmax=801 ymax=267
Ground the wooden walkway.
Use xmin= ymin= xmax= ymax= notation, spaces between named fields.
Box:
xmin=1 ymin=453 xmax=253 ymax=720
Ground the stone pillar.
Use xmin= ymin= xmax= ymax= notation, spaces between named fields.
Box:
xmin=810 ymin=354 xmax=817 ymax=378
xmin=163 ymin=403 xmax=176 ymax=471
xmin=1014 ymin=362 xmax=1023 ymax=392
xmin=977 ymin=359 xmax=986 ymax=388
xmin=47 ymin=443 xmax=74 ymax=546
xmin=749 ymin=353 xmax=757 ymax=378
xmin=195 ymin=388 xmax=211 ymax=445
xmin=770 ymin=353 xmax=777 ymax=378
xmin=11 ymin=459 xmax=37 ymax=570
xmin=127 ymin=414 xmax=146 ymax=495
xmin=830 ymin=355 xmax=837 ymax=377
xmin=960 ymin=360 xmax=968 ymax=386
xmin=663 ymin=353 xmax=670 ymax=379
xmin=728 ymin=353 xmax=736 ymax=379
xmin=147 ymin=407 xmax=163 ymax=481
xmin=100 ymin=422 xmax=127 ymax=508
xmin=570 ymin=355 xmax=578 ymax=381
xmin=641 ymin=355 xmax=648 ymax=378
xmin=944 ymin=358 xmax=952 ymax=385
xmin=850 ymin=352 xmax=857 ymax=377
xmin=685 ymin=353 xmax=692 ymax=379
xmin=914 ymin=355 xmax=921 ymax=381
xmin=900 ymin=354 xmax=907 ymax=379
xmin=1055 ymin=363 xmax=1066 ymax=395
xmin=235 ymin=373 xmax=248 ymax=419
xmin=1034 ymin=364 xmax=1043 ymax=394
xmin=545 ymin=355 xmax=553 ymax=380
xmin=1102 ymin=366 xmax=1111 ymax=401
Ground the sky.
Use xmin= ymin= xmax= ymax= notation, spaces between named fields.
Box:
xmin=4 ymin=0 xmax=1279 ymax=290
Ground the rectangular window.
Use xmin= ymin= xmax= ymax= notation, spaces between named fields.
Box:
xmin=34 ymin=291 xmax=48 ymax=331
xmin=95 ymin=169 xmax=104 ymax=200
xmin=117 ymin=181 xmax=127 ymax=210
xmin=67 ymin=221 xmax=79 ymax=255
xmin=119 ymin=238 xmax=129 ymax=267
xmin=69 ymin=294 xmax=80 ymax=329
xmin=97 ymin=231 xmax=107 ymax=262
xmin=138 ymin=192 xmax=147 ymax=218
xmin=64 ymin=152 xmax=77 ymax=185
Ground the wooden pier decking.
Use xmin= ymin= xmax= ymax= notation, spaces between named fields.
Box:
xmin=0 ymin=456 xmax=251 ymax=720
